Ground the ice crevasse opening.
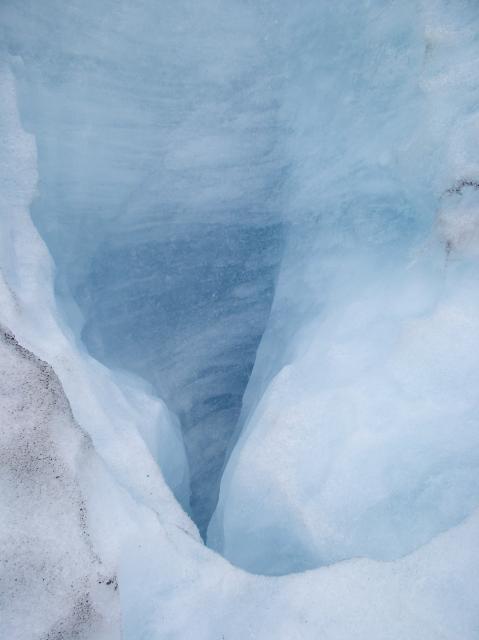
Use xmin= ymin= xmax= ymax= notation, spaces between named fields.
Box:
xmin=1 ymin=1 xmax=479 ymax=637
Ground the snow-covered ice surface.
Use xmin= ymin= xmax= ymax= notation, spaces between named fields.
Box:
xmin=1 ymin=0 xmax=479 ymax=638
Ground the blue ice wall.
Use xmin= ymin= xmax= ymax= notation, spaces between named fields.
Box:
xmin=4 ymin=0 xmax=479 ymax=571
xmin=1 ymin=0 xmax=285 ymax=534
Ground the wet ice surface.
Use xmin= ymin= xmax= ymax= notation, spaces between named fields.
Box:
xmin=1 ymin=1 xmax=479 ymax=638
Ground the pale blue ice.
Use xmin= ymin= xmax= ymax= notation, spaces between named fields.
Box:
xmin=1 ymin=1 xmax=479 ymax=638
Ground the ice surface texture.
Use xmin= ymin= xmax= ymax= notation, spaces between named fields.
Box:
xmin=209 ymin=0 xmax=479 ymax=575
xmin=1 ymin=0 xmax=479 ymax=638
xmin=1 ymin=0 xmax=284 ymax=534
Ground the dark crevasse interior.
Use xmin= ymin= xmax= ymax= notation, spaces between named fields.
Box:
xmin=2 ymin=0 xmax=288 ymax=535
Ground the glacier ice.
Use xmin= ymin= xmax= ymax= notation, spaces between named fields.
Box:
xmin=1 ymin=0 xmax=479 ymax=638
xmin=209 ymin=0 xmax=479 ymax=575
xmin=1 ymin=0 xmax=284 ymax=534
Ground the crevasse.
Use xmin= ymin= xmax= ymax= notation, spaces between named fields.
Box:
xmin=1 ymin=1 xmax=479 ymax=638
xmin=2 ymin=0 xmax=285 ymax=536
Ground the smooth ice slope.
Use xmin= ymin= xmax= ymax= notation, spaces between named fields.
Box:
xmin=210 ymin=0 xmax=479 ymax=575
xmin=1 ymin=0 xmax=284 ymax=534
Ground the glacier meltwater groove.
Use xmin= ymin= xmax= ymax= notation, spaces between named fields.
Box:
xmin=2 ymin=2 xmax=479 ymax=638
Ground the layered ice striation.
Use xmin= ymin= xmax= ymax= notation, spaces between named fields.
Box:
xmin=3 ymin=0 xmax=479 ymax=638
xmin=1 ymin=0 xmax=285 ymax=534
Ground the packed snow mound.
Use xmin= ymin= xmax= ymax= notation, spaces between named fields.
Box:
xmin=0 ymin=328 xmax=120 ymax=640
xmin=0 ymin=0 xmax=284 ymax=534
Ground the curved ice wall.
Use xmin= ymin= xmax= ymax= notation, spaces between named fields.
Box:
xmin=1 ymin=0 xmax=285 ymax=534
xmin=210 ymin=0 xmax=479 ymax=574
